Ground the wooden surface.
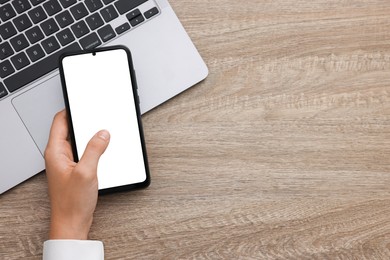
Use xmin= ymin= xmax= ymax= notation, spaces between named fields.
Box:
xmin=1 ymin=0 xmax=390 ymax=259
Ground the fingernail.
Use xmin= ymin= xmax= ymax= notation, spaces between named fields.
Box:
xmin=97 ymin=130 xmax=110 ymax=141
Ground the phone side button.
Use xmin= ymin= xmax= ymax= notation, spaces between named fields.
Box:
xmin=133 ymin=69 xmax=138 ymax=89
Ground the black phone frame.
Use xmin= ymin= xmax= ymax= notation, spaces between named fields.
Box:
xmin=58 ymin=45 xmax=151 ymax=194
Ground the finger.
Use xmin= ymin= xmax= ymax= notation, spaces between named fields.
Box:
xmin=78 ymin=130 xmax=110 ymax=172
xmin=48 ymin=110 xmax=69 ymax=146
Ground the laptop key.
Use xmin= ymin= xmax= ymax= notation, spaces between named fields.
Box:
xmin=0 ymin=0 xmax=10 ymax=4
xmin=126 ymin=9 xmax=140 ymax=21
xmin=0 ymin=42 xmax=14 ymax=60
xmin=4 ymin=42 xmax=81 ymax=92
xmin=0 ymin=82 xmax=7 ymax=98
xmin=28 ymin=6 xmax=47 ymax=24
xmin=86 ymin=13 xmax=104 ymax=31
xmin=43 ymin=0 xmax=62 ymax=16
xmin=26 ymin=44 xmax=45 ymax=62
xmin=144 ymin=7 xmax=159 ymax=19
xmin=13 ymin=14 xmax=33 ymax=32
xmin=0 ymin=22 xmax=17 ymax=40
xmin=41 ymin=36 xmax=60 ymax=54
xmin=115 ymin=23 xmax=130 ymax=35
xmin=41 ymin=18 xmax=59 ymax=36
xmin=25 ymin=26 xmax=44 ymax=44
xmin=85 ymin=0 xmax=103 ymax=13
xmin=0 ymin=60 xmax=15 ymax=78
xmin=97 ymin=24 xmax=115 ymax=42
xmin=0 ymin=4 xmax=16 ymax=22
xmin=114 ymin=0 xmax=147 ymax=15
xmin=100 ymin=5 xmax=118 ymax=22
xmin=129 ymin=15 xmax=144 ymax=27
xmin=70 ymin=3 xmax=88 ymax=21
xmin=71 ymin=20 xmax=90 ymax=38
xmin=12 ymin=0 xmax=32 ymax=14
xmin=10 ymin=34 xmax=29 ymax=52
xmin=80 ymin=32 xmax=101 ymax=50
xmin=55 ymin=10 xmax=74 ymax=28
xmin=30 ymin=0 xmax=45 ymax=6
xmin=59 ymin=0 xmax=77 ymax=9
xmin=102 ymin=0 xmax=115 ymax=4
xmin=56 ymin=28 xmax=75 ymax=46
xmin=11 ymin=52 xmax=30 ymax=70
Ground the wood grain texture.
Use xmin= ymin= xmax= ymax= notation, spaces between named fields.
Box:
xmin=1 ymin=0 xmax=390 ymax=259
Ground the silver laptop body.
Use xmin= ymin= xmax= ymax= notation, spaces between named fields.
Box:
xmin=0 ymin=0 xmax=208 ymax=194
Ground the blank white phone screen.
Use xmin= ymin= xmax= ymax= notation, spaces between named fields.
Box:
xmin=62 ymin=49 xmax=146 ymax=190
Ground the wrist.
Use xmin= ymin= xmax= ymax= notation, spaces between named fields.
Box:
xmin=49 ymin=216 xmax=92 ymax=240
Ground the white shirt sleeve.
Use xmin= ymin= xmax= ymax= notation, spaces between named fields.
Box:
xmin=43 ymin=240 xmax=104 ymax=260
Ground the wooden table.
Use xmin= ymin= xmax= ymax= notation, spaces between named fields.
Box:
xmin=2 ymin=0 xmax=390 ymax=259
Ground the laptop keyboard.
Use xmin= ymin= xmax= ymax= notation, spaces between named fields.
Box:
xmin=0 ymin=0 xmax=159 ymax=99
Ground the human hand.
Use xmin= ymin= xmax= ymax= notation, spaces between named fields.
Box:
xmin=44 ymin=110 xmax=110 ymax=240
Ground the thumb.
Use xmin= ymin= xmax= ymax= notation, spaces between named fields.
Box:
xmin=78 ymin=130 xmax=110 ymax=171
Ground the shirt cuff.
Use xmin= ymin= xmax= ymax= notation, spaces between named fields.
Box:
xmin=43 ymin=240 xmax=104 ymax=260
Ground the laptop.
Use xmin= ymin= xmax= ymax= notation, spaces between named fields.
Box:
xmin=0 ymin=0 xmax=208 ymax=194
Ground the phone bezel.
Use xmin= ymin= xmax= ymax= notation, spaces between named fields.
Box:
xmin=58 ymin=45 xmax=150 ymax=194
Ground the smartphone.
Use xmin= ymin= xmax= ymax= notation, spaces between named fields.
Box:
xmin=59 ymin=46 xmax=150 ymax=193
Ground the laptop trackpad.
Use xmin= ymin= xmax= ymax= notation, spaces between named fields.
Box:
xmin=12 ymin=75 xmax=65 ymax=155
